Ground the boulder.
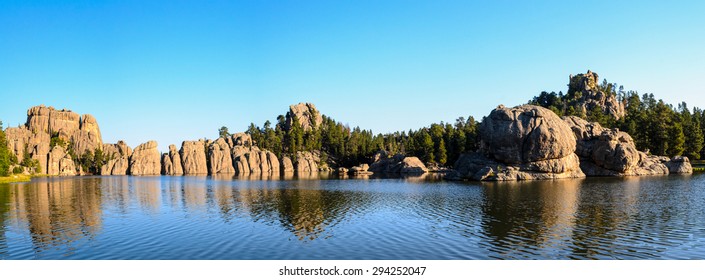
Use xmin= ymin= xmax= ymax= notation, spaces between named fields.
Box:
xmin=208 ymin=138 xmax=235 ymax=174
xmin=129 ymin=141 xmax=161 ymax=175
xmin=479 ymin=105 xmax=576 ymax=164
xmin=350 ymin=164 xmax=373 ymax=175
xmin=448 ymin=105 xmax=584 ymax=181
xmin=48 ymin=109 xmax=80 ymax=137
xmin=180 ymin=140 xmax=208 ymax=174
xmin=337 ymin=167 xmax=349 ymax=175
xmin=285 ymin=103 xmax=323 ymax=132
xmin=294 ymin=151 xmax=319 ymax=173
xmin=665 ymin=156 xmax=693 ymax=174
xmin=369 ymin=153 xmax=428 ymax=174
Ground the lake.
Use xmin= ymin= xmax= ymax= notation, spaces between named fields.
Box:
xmin=1 ymin=173 xmax=704 ymax=260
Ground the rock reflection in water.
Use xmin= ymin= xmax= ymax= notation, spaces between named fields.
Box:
xmin=480 ymin=179 xmax=581 ymax=259
xmin=0 ymin=178 xmax=103 ymax=253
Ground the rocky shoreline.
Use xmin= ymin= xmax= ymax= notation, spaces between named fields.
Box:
xmin=3 ymin=102 xmax=693 ymax=181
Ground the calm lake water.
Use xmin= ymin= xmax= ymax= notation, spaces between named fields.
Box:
xmin=1 ymin=173 xmax=704 ymax=260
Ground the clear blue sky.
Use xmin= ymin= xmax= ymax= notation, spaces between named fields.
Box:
xmin=1 ymin=0 xmax=704 ymax=152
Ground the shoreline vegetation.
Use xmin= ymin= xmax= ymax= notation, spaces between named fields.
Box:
xmin=1 ymin=70 xmax=703 ymax=181
xmin=0 ymin=174 xmax=31 ymax=183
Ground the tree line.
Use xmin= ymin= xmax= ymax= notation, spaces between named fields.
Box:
xmin=529 ymin=80 xmax=704 ymax=159
xmin=234 ymin=112 xmax=479 ymax=168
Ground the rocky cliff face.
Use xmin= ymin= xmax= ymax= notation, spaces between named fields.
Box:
xmin=180 ymin=140 xmax=208 ymax=175
xmin=294 ymin=151 xmax=319 ymax=173
xmin=101 ymin=140 xmax=132 ymax=175
xmin=568 ymin=70 xmax=625 ymax=120
xmin=161 ymin=144 xmax=183 ymax=175
xmin=448 ymin=105 xmax=585 ymax=181
xmin=208 ymin=138 xmax=235 ymax=174
xmin=129 ymin=141 xmax=161 ymax=175
xmin=563 ymin=116 xmax=691 ymax=176
xmin=231 ymin=144 xmax=280 ymax=175
xmin=4 ymin=105 xmax=105 ymax=175
xmin=47 ymin=146 xmax=76 ymax=176
xmin=286 ymin=103 xmax=323 ymax=131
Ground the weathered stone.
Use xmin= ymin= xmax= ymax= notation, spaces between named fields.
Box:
xmin=480 ymin=105 xmax=576 ymax=164
xmin=180 ymin=140 xmax=208 ymax=174
xmin=337 ymin=167 xmax=349 ymax=175
xmin=26 ymin=105 xmax=52 ymax=134
xmin=448 ymin=105 xmax=584 ymax=181
xmin=285 ymin=103 xmax=323 ymax=132
xmin=101 ymin=140 xmax=132 ymax=175
xmin=448 ymin=152 xmax=584 ymax=181
xmin=665 ymin=156 xmax=693 ymax=174
xmin=294 ymin=151 xmax=319 ymax=173
xmin=208 ymin=138 xmax=235 ymax=174
xmin=129 ymin=141 xmax=161 ymax=175
xmin=161 ymin=144 xmax=183 ymax=175
xmin=231 ymin=133 xmax=252 ymax=147
xmin=267 ymin=152 xmax=280 ymax=174
xmin=49 ymin=109 xmax=80 ymax=137
xmin=71 ymin=114 xmax=103 ymax=156
xmin=350 ymin=164 xmax=373 ymax=175
xmin=281 ymin=156 xmax=294 ymax=173
xmin=4 ymin=126 xmax=32 ymax=162
xmin=369 ymin=153 xmax=428 ymax=174
xmin=563 ymin=116 xmax=671 ymax=176
xmin=47 ymin=146 xmax=76 ymax=176
xmin=567 ymin=70 xmax=625 ymax=120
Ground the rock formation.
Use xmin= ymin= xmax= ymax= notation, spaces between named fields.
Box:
xmin=567 ymin=70 xmax=625 ymax=120
xmin=294 ymin=151 xmax=319 ymax=173
xmin=448 ymin=105 xmax=584 ymax=181
xmin=281 ymin=156 xmax=295 ymax=173
xmin=285 ymin=103 xmax=323 ymax=131
xmin=71 ymin=114 xmax=103 ymax=156
xmin=563 ymin=116 xmax=678 ymax=176
xmin=101 ymin=140 xmax=132 ymax=175
xmin=47 ymin=146 xmax=76 ymax=176
xmin=208 ymin=138 xmax=235 ymax=174
xmin=229 ymin=135 xmax=280 ymax=175
xmin=4 ymin=105 xmax=106 ymax=175
xmin=369 ymin=153 xmax=429 ymax=174
xmin=180 ymin=140 xmax=208 ymax=174
xmin=665 ymin=156 xmax=693 ymax=174
xmin=349 ymin=164 xmax=373 ymax=175
xmin=129 ymin=141 xmax=161 ymax=175
xmin=161 ymin=144 xmax=183 ymax=175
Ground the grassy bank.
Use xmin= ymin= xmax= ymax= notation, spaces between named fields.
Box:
xmin=0 ymin=174 xmax=32 ymax=183
xmin=693 ymin=160 xmax=705 ymax=172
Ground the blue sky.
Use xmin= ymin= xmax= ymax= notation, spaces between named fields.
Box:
xmin=1 ymin=0 xmax=704 ymax=152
